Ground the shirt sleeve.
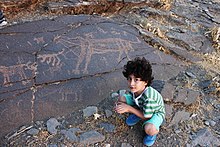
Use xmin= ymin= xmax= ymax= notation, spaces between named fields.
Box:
xmin=123 ymin=93 xmax=135 ymax=106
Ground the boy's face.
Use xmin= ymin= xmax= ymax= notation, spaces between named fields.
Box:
xmin=127 ymin=74 xmax=148 ymax=96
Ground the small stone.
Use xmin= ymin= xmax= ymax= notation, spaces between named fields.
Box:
xmin=61 ymin=128 xmax=80 ymax=143
xmin=83 ymin=106 xmax=98 ymax=117
xmin=204 ymin=121 xmax=210 ymax=126
xmin=105 ymin=109 xmax=113 ymax=118
xmin=99 ymin=123 xmax=115 ymax=132
xmin=185 ymin=71 xmax=196 ymax=78
xmin=105 ymin=144 xmax=111 ymax=147
xmin=174 ymin=129 xmax=181 ymax=134
xmin=198 ymin=80 xmax=212 ymax=89
xmin=121 ymin=143 xmax=132 ymax=147
xmin=216 ymin=116 xmax=220 ymax=120
xmin=46 ymin=118 xmax=61 ymax=135
xmin=27 ymin=128 xmax=39 ymax=135
xmin=209 ymin=120 xmax=216 ymax=127
xmin=79 ymin=130 xmax=105 ymax=145
xmin=36 ymin=121 xmax=43 ymax=126
xmin=111 ymin=92 xmax=119 ymax=98
xmin=214 ymin=104 xmax=220 ymax=109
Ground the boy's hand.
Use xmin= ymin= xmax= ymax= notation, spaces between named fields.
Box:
xmin=115 ymin=102 xmax=131 ymax=114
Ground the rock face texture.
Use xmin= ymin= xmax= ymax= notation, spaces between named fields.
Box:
xmin=0 ymin=0 xmax=220 ymax=146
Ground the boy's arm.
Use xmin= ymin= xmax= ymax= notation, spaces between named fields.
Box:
xmin=115 ymin=102 xmax=149 ymax=120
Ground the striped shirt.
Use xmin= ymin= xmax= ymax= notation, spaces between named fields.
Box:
xmin=129 ymin=86 xmax=165 ymax=119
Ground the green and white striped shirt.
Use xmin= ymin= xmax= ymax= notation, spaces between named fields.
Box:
xmin=129 ymin=86 xmax=165 ymax=119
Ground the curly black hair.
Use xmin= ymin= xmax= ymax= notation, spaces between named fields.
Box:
xmin=122 ymin=57 xmax=154 ymax=86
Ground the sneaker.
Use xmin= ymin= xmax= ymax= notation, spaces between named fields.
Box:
xmin=126 ymin=114 xmax=141 ymax=126
xmin=143 ymin=134 xmax=157 ymax=146
xmin=0 ymin=20 xmax=7 ymax=27
xmin=0 ymin=11 xmax=7 ymax=27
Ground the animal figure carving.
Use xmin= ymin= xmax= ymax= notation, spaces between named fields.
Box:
xmin=55 ymin=35 xmax=141 ymax=74
xmin=0 ymin=63 xmax=31 ymax=86
xmin=37 ymin=49 xmax=65 ymax=66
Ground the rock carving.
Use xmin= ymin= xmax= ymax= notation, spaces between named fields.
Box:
xmin=0 ymin=62 xmax=34 ymax=87
xmin=55 ymin=33 xmax=141 ymax=74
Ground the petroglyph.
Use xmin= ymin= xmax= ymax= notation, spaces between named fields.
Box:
xmin=55 ymin=33 xmax=141 ymax=74
xmin=37 ymin=49 xmax=65 ymax=67
xmin=44 ymin=62 xmax=63 ymax=77
xmin=34 ymin=37 xmax=45 ymax=44
xmin=0 ymin=62 xmax=35 ymax=87
xmin=97 ymin=27 xmax=108 ymax=34
xmin=60 ymin=90 xmax=82 ymax=102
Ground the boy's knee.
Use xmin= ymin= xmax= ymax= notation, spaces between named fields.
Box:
xmin=144 ymin=123 xmax=159 ymax=136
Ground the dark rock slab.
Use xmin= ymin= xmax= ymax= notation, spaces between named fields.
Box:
xmin=166 ymin=31 xmax=214 ymax=53
xmin=139 ymin=29 xmax=203 ymax=63
xmin=165 ymin=104 xmax=173 ymax=118
xmin=172 ymin=1 xmax=217 ymax=27
xmin=143 ymin=50 xmax=186 ymax=81
xmin=161 ymin=83 xmax=175 ymax=101
xmin=33 ymin=69 xmax=127 ymax=122
xmin=36 ymin=15 xmax=147 ymax=84
xmin=169 ymin=110 xmax=191 ymax=126
xmin=191 ymin=128 xmax=220 ymax=146
xmin=175 ymin=88 xmax=200 ymax=105
xmin=0 ymin=90 xmax=33 ymax=138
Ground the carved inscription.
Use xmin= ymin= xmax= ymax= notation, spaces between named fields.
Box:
xmin=55 ymin=33 xmax=141 ymax=74
xmin=0 ymin=32 xmax=141 ymax=86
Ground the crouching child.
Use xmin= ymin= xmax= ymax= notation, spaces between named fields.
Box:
xmin=115 ymin=57 xmax=165 ymax=146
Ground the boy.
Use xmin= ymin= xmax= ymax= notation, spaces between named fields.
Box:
xmin=115 ymin=57 xmax=165 ymax=146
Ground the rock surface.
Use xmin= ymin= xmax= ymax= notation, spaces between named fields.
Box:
xmin=0 ymin=0 xmax=220 ymax=146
